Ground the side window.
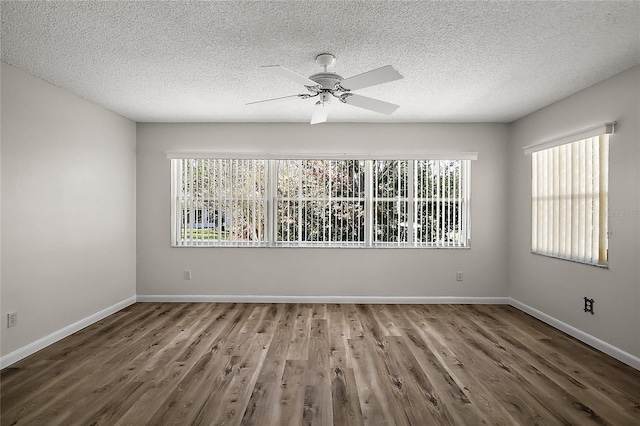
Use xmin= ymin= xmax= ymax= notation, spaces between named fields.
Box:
xmin=531 ymin=133 xmax=610 ymax=266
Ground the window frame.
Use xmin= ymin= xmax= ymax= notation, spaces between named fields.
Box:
xmin=526 ymin=123 xmax=614 ymax=267
xmin=169 ymin=153 xmax=475 ymax=248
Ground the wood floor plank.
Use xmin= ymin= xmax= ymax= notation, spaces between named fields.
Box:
xmin=241 ymin=304 xmax=296 ymax=425
xmin=311 ymin=303 xmax=327 ymax=320
xmin=331 ymin=366 xmax=364 ymax=426
xmin=209 ymin=331 xmax=274 ymax=425
xmin=327 ymin=307 xmax=364 ymax=425
xmin=302 ymin=318 xmax=333 ymax=426
xmin=207 ymin=303 xmax=283 ymax=425
xmin=287 ymin=306 xmax=312 ymax=361
xmin=342 ymin=303 xmax=365 ymax=340
xmin=348 ymin=337 xmax=394 ymax=426
xmin=352 ymin=304 xmax=411 ymax=425
xmin=280 ymin=359 xmax=307 ymax=426
xmin=368 ymin=305 xmax=395 ymax=337
xmin=341 ymin=304 xmax=363 ymax=369
xmin=2 ymin=302 xmax=640 ymax=426
xmin=327 ymin=304 xmax=348 ymax=370
xmin=379 ymin=304 xmax=409 ymax=336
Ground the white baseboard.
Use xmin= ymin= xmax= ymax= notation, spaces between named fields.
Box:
xmin=0 ymin=296 xmax=137 ymax=369
xmin=136 ymin=294 xmax=510 ymax=304
xmin=509 ymin=298 xmax=640 ymax=371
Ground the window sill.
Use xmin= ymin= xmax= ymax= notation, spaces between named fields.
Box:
xmin=531 ymin=251 xmax=608 ymax=269
xmin=171 ymin=244 xmax=471 ymax=249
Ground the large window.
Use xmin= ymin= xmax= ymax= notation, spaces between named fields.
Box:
xmin=529 ymin=127 xmax=611 ymax=266
xmin=171 ymin=157 xmax=471 ymax=248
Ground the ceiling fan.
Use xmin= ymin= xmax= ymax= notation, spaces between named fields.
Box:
xmin=247 ymin=53 xmax=403 ymax=124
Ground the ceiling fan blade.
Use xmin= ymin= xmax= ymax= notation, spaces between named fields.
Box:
xmin=310 ymin=101 xmax=329 ymax=125
xmin=261 ymin=65 xmax=319 ymax=87
xmin=246 ymin=94 xmax=303 ymax=105
xmin=342 ymin=93 xmax=399 ymax=115
xmin=340 ymin=65 xmax=403 ymax=91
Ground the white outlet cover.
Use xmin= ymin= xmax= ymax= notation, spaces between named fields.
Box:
xmin=7 ymin=312 xmax=17 ymax=328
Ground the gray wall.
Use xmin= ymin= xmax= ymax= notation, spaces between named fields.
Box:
xmin=508 ymin=66 xmax=640 ymax=358
xmin=1 ymin=63 xmax=137 ymax=356
xmin=136 ymin=123 xmax=509 ymax=298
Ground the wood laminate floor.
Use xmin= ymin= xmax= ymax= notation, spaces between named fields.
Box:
xmin=1 ymin=303 xmax=639 ymax=425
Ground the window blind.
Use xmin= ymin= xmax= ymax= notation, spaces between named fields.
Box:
xmin=531 ymin=134 xmax=609 ymax=266
xmin=170 ymin=157 xmax=472 ymax=248
xmin=171 ymin=158 xmax=269 ymax=246
xmin=276 ymin=159 xmax=366 ymax=247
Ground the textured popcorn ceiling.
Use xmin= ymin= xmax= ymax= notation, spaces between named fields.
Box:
xmin=1 ymin=1 xmax=639 ymax=123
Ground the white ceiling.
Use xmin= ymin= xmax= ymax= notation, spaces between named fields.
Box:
xmin=2 ymin=1 xmax=639 ymax=123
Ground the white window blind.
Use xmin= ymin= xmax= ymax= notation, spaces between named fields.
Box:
xmin=531 ymin=134 xmax=610 ymax=266
xmin=170 ymin=157 xmax=472 ymax=248
xmin=171 ymin=159 xmax=269 ymax=246
xmin=276 ymin=160 xmax=367 ymax=247
xmin=414 ymin=160 xmax=469 ymax=247
xmin=372 ymin=160 xmax=410 ymax=245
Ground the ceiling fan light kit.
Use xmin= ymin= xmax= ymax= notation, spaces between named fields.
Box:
xmin=247 ymin=53 xmax=403 ymax=124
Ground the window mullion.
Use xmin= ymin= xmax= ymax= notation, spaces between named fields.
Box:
xmin=199 ymin=159 xmax=204 ymax=245
xmin=365 ymin=160 xmax=373 ymax=247
xmin=188 ymin=159 xmax=193 ymax=246
xmin=298 ymin=160 xmax=303 ymax=245
xmin=268 ymin=160 xmax=277 ymax=247
xmin=216 ymin=159 xmax=222 ymax=244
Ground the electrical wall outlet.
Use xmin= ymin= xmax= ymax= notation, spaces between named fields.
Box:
xmin=584 ymin=297 xmax=594 ymax=314
xmin=184 ymin=270 xmax=192 ymax=280
xmin=7 ymin=312 xmax=17 ymax=328
xmin=456 ymin=271 xmax=463 ymax=282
